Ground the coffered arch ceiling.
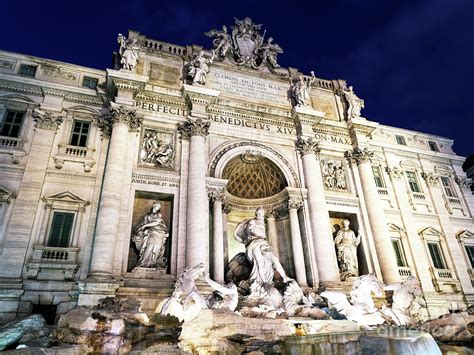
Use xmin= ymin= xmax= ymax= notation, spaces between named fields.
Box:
xmin=222 ymin=152 xmax=287 ymax=199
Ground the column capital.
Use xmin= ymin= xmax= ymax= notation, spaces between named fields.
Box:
xmin=208 ymin=190 xmax=226 ymax=204
xmin=32 ymin=108 xmax=64 ymax=131
xmin=455 ymin=176 xmax=472 ymax=190
xmin=386 ymin=166 xmax=404 ymax=180
xmin=345 ymin=147 xmax=374 ymax=165
xmin=98 ymin=103 xmax=142 ymax=136
xmin=178 ymin=117 xmax=211 ymax=139
xmin=422 ymin=172 xmax=439 ymax=187
xmin=265 ymin=208 xmax=279 ymax=220
xmin=287 ymin=195 xmax=304 ymax=211
xmin=295 ymin=136 xmax=321 ymax=157
xmin=223 ymin=201 xmax=232 ymax=214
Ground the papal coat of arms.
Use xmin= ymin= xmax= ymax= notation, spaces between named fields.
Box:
xmin=205 ymin=17 xmax=283 ymax=71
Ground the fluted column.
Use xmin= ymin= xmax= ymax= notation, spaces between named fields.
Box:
xmin=287 ymin=196 xmax=307 ymax=285
xmin=178 ymin=118 xmax=211 ymax=269
xmin=348 ymin=148 xmax=400 ymax=284
xmin=266 ymin=209 xmax=280 ymax=256
xmin=209 ymin=191 xmax=225 ymax=282
xmin=296 ymin=137 xmax=340 ymax=283
xmin=89 ymin=103 xmax=142 ymax=279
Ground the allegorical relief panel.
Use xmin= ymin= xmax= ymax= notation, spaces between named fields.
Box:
xmin=139 ymin=127 xmax=175 ymax=170
xmin=321 ymin=159 xmax=348 ymax=191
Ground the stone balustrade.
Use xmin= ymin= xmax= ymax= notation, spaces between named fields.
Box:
xmin=26 ymin=245 xmax=80 ymax=281
xmin=54 ymin=144 xmax=96 ymax=172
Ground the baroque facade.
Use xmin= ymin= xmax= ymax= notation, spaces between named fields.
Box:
xmin=0 ymin=18 xmax=473 ymax=324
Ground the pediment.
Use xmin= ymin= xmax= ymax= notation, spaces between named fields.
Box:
xmin=42 ymin=191 xmax=89 ymax=208
xmin=0 ymin=93 xmax=37 ymax=103
xmin=419 ymin=226 xmax=443 ymax=237
xmin=66 ymin=105 xmax=101 ymax=115
xmin=456 ymin=230 xmax=474 ymax=241
xmin=387 ymin=223 xmax=405 ymax=233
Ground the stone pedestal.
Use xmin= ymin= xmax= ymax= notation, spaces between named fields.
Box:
xmin=77 ymin=281 xmax=122 ymax=307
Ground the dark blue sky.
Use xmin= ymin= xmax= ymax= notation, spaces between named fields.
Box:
xmin=2 ymin=0 xmax=473 ymax=157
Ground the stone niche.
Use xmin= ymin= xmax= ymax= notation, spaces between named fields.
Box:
xmin=329 ymin=212 xmax=369 ymax=277
xmin=127 ymin=191 xmax=174 ymax=274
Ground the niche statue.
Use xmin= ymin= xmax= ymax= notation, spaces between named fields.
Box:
xmin=132 ymin=202 xmax=169 ymax=269
xmin=334 ymin=219 xmax=361 ymax=280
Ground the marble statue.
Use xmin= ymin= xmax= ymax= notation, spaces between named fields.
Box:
xmin=131 ymin=202 xmax=169 ymax=269
xmin=140 ymin=130 xmax=174 ymax=168
xmin=343 ymin=85 xmax=364 ymax=119
xmin=382 ymin=276 xmax=426 ymax=326
xmin=282 ymin=280 xmax=329 ymax=319
xmin=321 ymin=274 xmax=386 ymax=326
xmin=334 ymin=219 xmax=361 ymax=280
xmin=205 ymin=17 xmax=283 ymax=71
xmin=204 ymin=26 xmax=232 ymax=59
xmin=156 ymin=263 xmax=208 ymax=322
xmin=255 ymin=37 xmax=283 ymax=69
xmin=234 ymin=207 xmax=291 ymax=288
xmin=117 ymin=33 xmax=140 ymax=71
xmin=187 ymin=50 xmax=215 ymax=85
xmin=290 ymin=72 xmax=316 ymax=107
xmin=204 ymin=273 xmax=239 ymax=312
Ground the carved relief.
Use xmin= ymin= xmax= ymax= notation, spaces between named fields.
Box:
xmin=41 ymin=64 xmax=78 ymax=81
xmin=386 ymin=166 xmax=404 ymax=180
xmin=139 ymin=128 xmax=175 ymax=169
xmin=321 ymin=159 xmax=347 ymax=191
xmin=0 ymin=58 xmax=15 ymax=71
xmin=32 ymin=108 xmax=64 ymax=130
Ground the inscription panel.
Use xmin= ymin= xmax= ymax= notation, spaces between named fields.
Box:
xmin=207 ymin=69 xmax=290 ymax=107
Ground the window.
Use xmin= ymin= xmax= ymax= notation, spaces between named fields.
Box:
xmin=465 ymin=246 xmax=474 ymax=268
xmin=428 ymin=141 xmax=438 ymax=152
xmin=47 ymin=212 xmax=74 ymax=247
xmin=440 ymin=176 xmax=457 ymax=198
xmin=396 ymin=135 xmax=406 ymax=145
xmin=18 ymin=64 xmax=37 ymax=78
xmin=427 ymin=242 xmax=446 ymax=269
xmin=1 ymin=110 xmax=24 ymax=137
xmin=82 ymin=76 xmax=98 ymax=89
xmin=372 ymin=166 xmax=386 ymax=188
xmin=406 ymin=171 xmax=421 ymax=193
xmin=69 ymin=120 xmax=90 ymax=147
xmin=392 ymin=239 xmax=407 ymax=267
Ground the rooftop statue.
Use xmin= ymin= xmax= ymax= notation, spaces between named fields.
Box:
xmin=117 ymin=33 xmax=140 ymax=71
xmin=187 ymin=50 xmax=215 ymax=85
xmin=290 ymin=72 xmax=316 ymax=107
xmin=205 ymin=17 xmax=283 ymax=71
xmin=343 ymin=85 xmax=365 ymax=119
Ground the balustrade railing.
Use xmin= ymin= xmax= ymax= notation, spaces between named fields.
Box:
xmin=0 ymin=136 xmax=25 ymax=149
xmin=31 ymin=245 xmax=78 ymax=263
xmin=398 ymin=266 xmax=412 ymax=278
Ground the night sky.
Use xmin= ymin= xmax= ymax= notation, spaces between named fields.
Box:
xmin=2 ymin=0 xmax=473 ymax=157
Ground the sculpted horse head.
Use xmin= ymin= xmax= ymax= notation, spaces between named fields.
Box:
xmin=350 ymin=273 xmax=385 ymax=313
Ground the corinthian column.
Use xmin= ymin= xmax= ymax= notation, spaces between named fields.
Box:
xmin=296 ymin=137 xmax=339 ymax=283
xmin=209 ymin=190 xmax=225 ymax=282
xmin=89 ymin=103 xmax=142 ymax=279
xmin=347 ymin=148 xmax=400 ymax=284
xmin=266 ymin=210 xmax=279 ymax=257
xmin=178 ymin=118 xmax=211 ymax=269
xmin=287 ymin=195 xmax=307 ymax=286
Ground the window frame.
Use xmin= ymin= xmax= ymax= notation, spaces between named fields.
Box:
xmin=371 ymin=165 xmax=386 ymax=188
xmin=391 ymin=238 xmax=408 ymax=267
xmin=427 ymin=241 xmax=446 ymax=269
xmin=405 ymin=171 xmax=422 ymax=193
xmin=440 ymin=176 xmax=457 ymax=198
xmin=69 ymin=120 xmax=91 ymax=147
xmin=82 ymin=76 xmax=99 ymax=90
xmin=395 ymin=135 xmax=406 ymax=145
xmin=0 ymin=110 xmax=25 ymax=138
xmin=428 ymin=141 xmax=438 ymax=152
xmin=18 ymin=64 xmax=37 ymax=78
xmin=47 ymin=211 xmax=75 ymax=248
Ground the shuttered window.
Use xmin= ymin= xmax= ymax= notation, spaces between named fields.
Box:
xmin=48 ymin=212 xmax=74 ymax=247
xmin=427 ymin=242 xmax=445 ymax=269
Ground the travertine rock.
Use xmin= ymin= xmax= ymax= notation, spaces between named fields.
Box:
xmin=418 ymin=311 xmax=474 ymax=343
xmin=0 ymin=314 xmax=45 ymax=351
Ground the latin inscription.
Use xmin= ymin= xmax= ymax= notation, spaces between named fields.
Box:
xmin=207 ymin=70 xmax=289 ymax=106
xmin=135 ymin=101 xmax=188 ymax=117
xmin=131 ymin=178 xmax=179 ymax=187
xmin=208 ymin=113 xmax=296 ymax=135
